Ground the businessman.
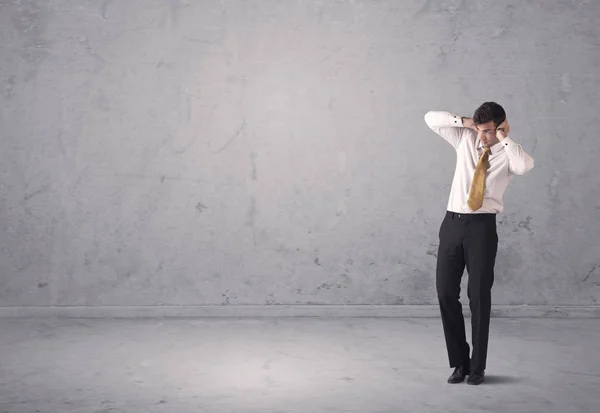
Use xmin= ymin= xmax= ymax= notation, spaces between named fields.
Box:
xmin=424 ymin=102 xmax=534 ymax=385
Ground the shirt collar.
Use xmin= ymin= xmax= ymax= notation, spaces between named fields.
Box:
xmin=477 ymin=138 xmax=504 ymax=155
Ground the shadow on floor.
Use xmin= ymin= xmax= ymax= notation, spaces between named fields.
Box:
xmin=484 ymin=375 xmax=523 ymax=384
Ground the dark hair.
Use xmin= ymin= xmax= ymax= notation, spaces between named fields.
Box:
xmin=473 ymin=102 xmax=506 ymax=127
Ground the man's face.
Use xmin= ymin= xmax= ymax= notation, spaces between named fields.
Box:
xmin=475 ymin=120 xmax=500 ymax=148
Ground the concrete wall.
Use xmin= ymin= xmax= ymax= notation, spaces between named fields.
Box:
xmin=1 ymin=0 xmax=598 ymax=308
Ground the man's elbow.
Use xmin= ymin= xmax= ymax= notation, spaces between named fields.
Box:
xmin=424 ymin=111 xmax=432 ymax=126
xmin=424 ymin=111 xmax=441 ymax=130
xmin=511 ymin=157 xmax=535 ymax=175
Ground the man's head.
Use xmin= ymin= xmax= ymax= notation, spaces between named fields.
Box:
xmin=473 ymin=102 xmax=506 ymax=148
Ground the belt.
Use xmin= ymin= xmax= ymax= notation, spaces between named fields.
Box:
xmin=447 ymin=211 xmax=496 ymax=220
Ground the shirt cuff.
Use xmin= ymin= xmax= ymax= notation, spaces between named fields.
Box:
xmin=451 ymin=114 xmax=463 ymax=127
xmin=501 ymin=136 xmax=514 ymax=147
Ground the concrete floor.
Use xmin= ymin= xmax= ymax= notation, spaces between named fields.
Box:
xmin=0 ymin=317 xmax=599 ymax=413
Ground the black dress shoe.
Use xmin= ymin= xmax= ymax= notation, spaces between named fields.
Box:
xmin=467 ymin=370 xmax=485 ymax=385
xmin=447 ymin=365 xmax=470 ymax=384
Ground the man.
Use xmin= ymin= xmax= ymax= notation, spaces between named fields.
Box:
xmin=424 ymin=102 xmax=534 ymax=385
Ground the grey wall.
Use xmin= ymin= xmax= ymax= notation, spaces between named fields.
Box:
xmin=1 ymin=0 xmax=599 ymax=308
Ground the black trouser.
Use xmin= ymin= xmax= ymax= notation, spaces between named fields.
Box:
xmin=436 ymin=210 xmax=498 ymax=373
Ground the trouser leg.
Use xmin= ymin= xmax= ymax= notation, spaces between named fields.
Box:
xmin=464 ymin=217 xmax=498 ymax=373
xmin=436 ymin=213 xmax=470 ymax=368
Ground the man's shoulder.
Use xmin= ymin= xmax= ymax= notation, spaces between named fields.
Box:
xmin=457 ymin=129 xmax=477 ymax=148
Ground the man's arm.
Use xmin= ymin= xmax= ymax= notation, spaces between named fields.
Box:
xmin=500 ymin=137 xmax=535 ymax=175
xmin=423 ymin=111 xmax=468 ymax=150
xmin=496 ymin=120 xmax=535 ymax=175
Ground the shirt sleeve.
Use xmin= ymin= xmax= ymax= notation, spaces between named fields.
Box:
xmin=501 ymin=137 xmax=535 ymax=175
xmin=424 ymin=111 xmax=465 ymax=151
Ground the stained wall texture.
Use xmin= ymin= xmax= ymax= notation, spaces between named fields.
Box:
xmin=1 ymin=0 xmax=599 ymax=307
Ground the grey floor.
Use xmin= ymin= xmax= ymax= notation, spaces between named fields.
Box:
xmin=0 ymin=317 xmax=599 ymax=413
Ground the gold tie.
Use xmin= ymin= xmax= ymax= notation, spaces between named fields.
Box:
xmin=467 ymin=147 xmax=491 ymax=211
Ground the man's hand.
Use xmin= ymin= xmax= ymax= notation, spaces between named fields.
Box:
xmin=496 ymin=119 xmax=510 ymax=141
xmin=461 ymin=117 xmax=478 ymax=131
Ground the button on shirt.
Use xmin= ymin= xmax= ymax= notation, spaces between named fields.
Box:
xmin=424 ymin=111 xmax=535 ymax=214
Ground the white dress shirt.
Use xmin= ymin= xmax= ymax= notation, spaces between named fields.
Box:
xmin=424 ymin=111 xmax=534 ymax=214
